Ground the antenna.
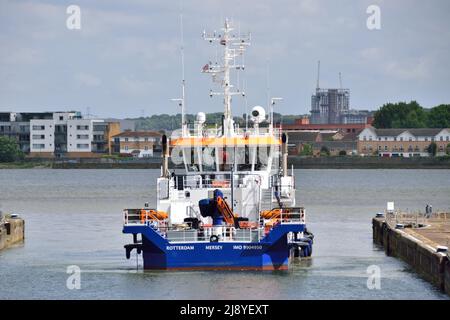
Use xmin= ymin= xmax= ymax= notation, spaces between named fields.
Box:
xmin=180 ymin=4 xmax=186 ymax=129
xmin=316 ymin=60 xmax=321 ymax=90
xmin=270 ymin=97 xmax=283 ymax=132
xmin=266 ymin=61 xmax=270 ymax=114
xmin=202 ymin=19 xmax=251 ymax=136
xmin=170 ymin=1 xmax=187 ymax=136
xmin=339 ymin=72 xmax=343 ymax=90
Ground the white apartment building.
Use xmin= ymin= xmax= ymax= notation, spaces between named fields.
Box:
xmin=67 ymin=119 xmax=95 ymax=153
xmin=25 ymin=111 xmax=120 ymax=157
xmin=30 ymin=119 xmax=55 ymax=154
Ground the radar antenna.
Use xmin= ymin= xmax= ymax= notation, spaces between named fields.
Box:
xmin=202 ymin=19 xmax=250 ymax=136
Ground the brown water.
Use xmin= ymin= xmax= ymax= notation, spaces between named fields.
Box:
xmin=0 ymin=169 xmax=449 ymax=299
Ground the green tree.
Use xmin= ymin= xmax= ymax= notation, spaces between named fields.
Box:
xmin=320 ymin=146 xmax=330 ymax=157
xmin=338 ymin=150 xmax=347 ymax=156
xmin=372 ymin=101 xmax=427 ymax=128
xmin=427 ymin=142 xmax=437 ymax=157
xmin=427 ymin=104 xmax=450 ymax=128
xmin=299 ymin=143 xmax=313 ymax=156
xmin=0 ymin=136 xmax=24 ymax=162
xmin=446 ymin=143 xmax=450 ymax=155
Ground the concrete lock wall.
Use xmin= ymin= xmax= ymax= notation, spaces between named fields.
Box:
xmin=0 ymin=218 xmax=25 ymax=251
xmin=373 ymin=217 xmax=450 ymax=295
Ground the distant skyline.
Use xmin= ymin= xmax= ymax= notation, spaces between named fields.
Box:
xmin=1 ymin=0 xmax=450 ymax=118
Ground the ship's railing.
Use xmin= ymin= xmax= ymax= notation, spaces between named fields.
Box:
xmin=123 ymin=209 xmax=141 ymax=225
xmin=123 ymin=210 xmax=264 ymax=242
xmin=175 ymin=172 xmax=263 ymax=190
xmin=158 ymin=225 xmax=263 ymax=243
xmin=278 ymin=207 xmax=306 ymax=225
xmin=123 ymin=209 xmax=168 ymax=226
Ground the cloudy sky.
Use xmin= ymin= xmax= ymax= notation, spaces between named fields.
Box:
xmin=1 ymin=0 xmax=449 ymax=118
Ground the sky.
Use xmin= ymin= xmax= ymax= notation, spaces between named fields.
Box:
xmin=1 ymin=0 xmax=450 ymax=118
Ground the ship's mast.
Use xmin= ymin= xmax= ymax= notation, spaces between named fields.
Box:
xmin=202 ymin=19 xmax=250 ymax=136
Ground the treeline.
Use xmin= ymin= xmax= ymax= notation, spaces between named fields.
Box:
xmin=132 ymin=112 xmax=301 ymax=131
xmin=372 ymin=101 xmax=450 ymax=128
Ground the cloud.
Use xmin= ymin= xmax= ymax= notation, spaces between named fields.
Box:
xmin=359 ymin=47 xmax=384 ymax=61
xmin=298 ymin=0 xmax=319 ymax=15
xmin=384 ymin=57 xmax=432 ymax=81
xmin=75 ymin=72 xmax=102 ymax=87
xmin=118 ymin=76 xmax=153 ymax=96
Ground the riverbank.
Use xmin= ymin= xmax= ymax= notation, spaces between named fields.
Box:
xmin=1 ymin=156 xmax=450 ymax=169
xmin=373 ymin=213 xmax=450 ymax=296
xmin=0 ymin=215 xmax=25 ymax=251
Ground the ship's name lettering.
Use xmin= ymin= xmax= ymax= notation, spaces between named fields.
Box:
xmin=166 ymin=245 xmax=194 ymax=251
xmin=205 ymin=245 xmax=222 ymax=250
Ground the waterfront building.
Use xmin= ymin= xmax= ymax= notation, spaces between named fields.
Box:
xmin=283 ymin=122 xmax=370 ymax=134
xmin=358 ymin=126 xmax=450 ymax=157
xmin=112 ymin=131 xmax=162 ymax=158
xmin=286 ymin=130 xmax=357 ymax=156
xmin=0 ymin=111 xmax=120 ymax=157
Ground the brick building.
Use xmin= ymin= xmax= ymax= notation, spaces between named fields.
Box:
xmin=358 ymin=127 xmax=450 ymax=157
xmin=112 ymin=131 xmax=162 ymax=158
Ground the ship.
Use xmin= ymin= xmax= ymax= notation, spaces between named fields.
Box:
xmin=122 ymin=20 xmax=314 ymax=270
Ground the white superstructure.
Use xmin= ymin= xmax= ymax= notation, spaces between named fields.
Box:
xmin=156 ymin=20 xmax=296 ymax=226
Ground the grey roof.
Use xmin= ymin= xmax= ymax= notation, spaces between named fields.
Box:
xmin=374 ymin=128 xmax=444 ymax=137
xmin=286 ymin=131 xmax=319 ymax=142
xmin=319 ymin=132 xmax=337 ymax=141
xmin=312 ymin=141 xmax=356 ymax=149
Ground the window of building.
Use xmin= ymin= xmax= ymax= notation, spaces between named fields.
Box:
xmin=59 ymin=116 xmax=64 ymax=121
xmin=409 ymin=137 xmax=412 ymax=141
xmin=77 ymin=134 xmax=89 ymax=139
xmin=447 ymin=136 xmax=449 ymax=141
xmin=125 ymin=138 xmax=128 ymax=142
xmin=440 ymin=136 xmax=443 ymax=141
xmin=145 ymin=138 xmax=149 ymax=142
xmin=76 ymin=144 xmax=89 ymax=149
xmin=363 ymin=136 xmax=366 ymax=141
xmin=394 ymin=137 xmax=397 ymax=141
xmin=125 ymin=146 xmax=129 ymax=151
xmin=425 ymin=137 xmax=428 ymax=142
xmin=32 ymin=144 xmax=45 ymax=149
xmin=378 ymin=146 xmax=381 ymax=151
xmin=384 ymin=146 xmax=388 ymax=151
xmin=32 ymin=134 xmax=45 ymax=140
xmin=144 ymin=146 xmax=148 ymax=150
xmin=378 ymin=137 xmax=381 ymax=141
xmin=385 ymin=137 xmax=388 ymax=141
xmin=32 ymin=125 xmax=45 ymax=130
xmin=76 ymin=125 xmax=89 ymax=130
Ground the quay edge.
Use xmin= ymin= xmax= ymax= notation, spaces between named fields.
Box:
xmin=372 ymin=217 xmax=450 ymax=296
xmin=0 ymin=215 xmax=25 ymax=251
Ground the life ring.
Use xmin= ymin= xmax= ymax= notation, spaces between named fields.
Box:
xmin=210 ymin=235 xmax=219 ymax=242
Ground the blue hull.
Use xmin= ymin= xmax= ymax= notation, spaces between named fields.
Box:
xmin=123 ymin=223 xmax=312 ymax=270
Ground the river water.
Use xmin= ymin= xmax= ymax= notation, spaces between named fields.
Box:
xmin=0 ymin=169 xmax=449 ymax=299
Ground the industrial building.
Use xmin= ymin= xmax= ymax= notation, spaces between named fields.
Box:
xmin=309 ymin=62 xmax=373 ymax=125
